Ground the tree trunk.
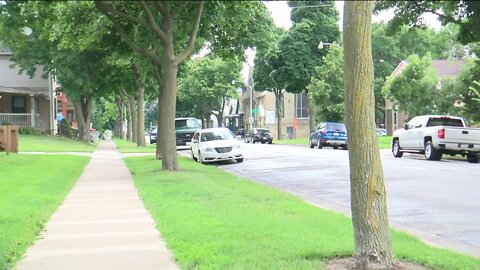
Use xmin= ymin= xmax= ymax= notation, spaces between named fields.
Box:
xmin=155 ymin=90 xmax=162 ymax=160
xmin=114 ymin=96 xmax=123 ymax=138
xmin=129 ymin=95 xmax=137 ymax=143
xmin=343 ymin=2 xmax=395 ymax=269
xmin=72 ymin=95 xmax=92 ymax=143
xmin=275 ymin=89 xmax=282 ymax=140
xmin=133 ymin=64 xmax=146 ymax=147
xmin=157 ymin=58 xmax=179 ymax=171
xmin=122 ymin=93 xmax=132 ymax=142
xmin=305 ymin=89 xmax=314 ymax=132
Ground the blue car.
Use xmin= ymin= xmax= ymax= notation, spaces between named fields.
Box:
xmin=309 ymin=122 xmax=348 ymax=150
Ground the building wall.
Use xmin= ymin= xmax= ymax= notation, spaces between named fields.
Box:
xmin=0 ymin=57 xmax=49 ymax=89
xmin=37 ymin=97 xmax=51 ymax=132
xmin=250 ymin=92 xmax=311 ymax=139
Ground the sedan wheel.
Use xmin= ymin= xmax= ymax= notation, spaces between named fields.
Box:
xmin=309 ymin=138 xmax=314 ymax=148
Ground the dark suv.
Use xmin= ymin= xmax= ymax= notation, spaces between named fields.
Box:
xmin=309 ymin=122 xmax=348 ymax=150
xmin=175 ymin=118 xmax=201 ymax=146
xmin=245 ymin=128 xmax=273 ymax=144
xmin=149 ymin=118 xmax=201 ymax=146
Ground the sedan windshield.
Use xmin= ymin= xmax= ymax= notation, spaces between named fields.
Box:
xmin=201 ymin=130 xmax=234 ymax=142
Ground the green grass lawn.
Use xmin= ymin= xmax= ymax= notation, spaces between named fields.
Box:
xmin=113 ymin=138 xmax=156 ymax=153
xmin=125 ymin=156 xmax=480 ymax=270
xmin=19 ymin=134 xmax=97 ymax=152
xmin=0 ymin=154 xmax=89 ymax=269
xmin=277 ymin=136 xmax=393 ymax=150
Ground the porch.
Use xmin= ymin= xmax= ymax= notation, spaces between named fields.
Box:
xmin=0 ymin=91 xmax=51 ymax=131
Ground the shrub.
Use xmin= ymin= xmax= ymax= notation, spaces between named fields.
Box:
xmin=1 ymin=121 xmax=11 ymax=126
xmin=59 ymin=119 xmax=75 ymax=139
xmin=19 ymin=127 xmax=42 ymax=135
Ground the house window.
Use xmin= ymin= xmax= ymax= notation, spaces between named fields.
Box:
xmin=12 ymin=96 xmax=26 ymax=113
xmin=295 ymin=92 xmax=309 ymax=119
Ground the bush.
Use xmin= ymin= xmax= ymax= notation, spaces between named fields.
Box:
xmin=59 ymin=119 xmax=75 ymax=139
xmin=19 ymin=127 xmax=43 ymax=135
xmin=1 ymin=121 xmax=11 ymax=126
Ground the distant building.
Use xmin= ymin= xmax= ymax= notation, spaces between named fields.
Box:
xmin=385 ymin=59 xmax=465 ymax=135
xmin=239 ymin=65 xmax=311 ymax=139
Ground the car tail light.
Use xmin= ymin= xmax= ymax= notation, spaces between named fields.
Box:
xmin=438 ymin=128 xmax=445 ymax=139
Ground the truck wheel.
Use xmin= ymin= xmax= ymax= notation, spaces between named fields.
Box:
xmin=392 ymin=140 xmax=403 ymax=158
xmin=467 ymin=154 xmax=479 ymax=163
xmin=424 ymin=141 xmax=442 ymax=161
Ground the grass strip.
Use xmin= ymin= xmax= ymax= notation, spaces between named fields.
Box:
xmin=0 ymin=154 xmax=89 ymax=269
xmin=125 ymin=156 xmax=479 ymax=270
xmin=113 ymin=138 xmax=156 ymax=153
xmin=19 ymin=134 xmax=97 ymax=152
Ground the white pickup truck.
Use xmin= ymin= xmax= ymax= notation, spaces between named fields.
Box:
xmin=392 ymin=115 xmax=480 ymax=163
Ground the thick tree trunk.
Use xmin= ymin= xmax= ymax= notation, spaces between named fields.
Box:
xmin=157 ymin=59 xmax=179 ymax=171
xmin=275 ymin=90 xmax=282 ymax=140
xmin=129 ymin=95 xmax=137 ymax=143
xmin=133 ymin=64 xmax=146 ymax=147
xmin=343 ymin=2 xmax=396 ymax=269
xmin=72 ymin=96 xmax=92 ymax=143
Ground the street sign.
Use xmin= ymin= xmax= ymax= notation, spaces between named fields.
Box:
xmin=252 ymin=108 xmax=259 ymax=113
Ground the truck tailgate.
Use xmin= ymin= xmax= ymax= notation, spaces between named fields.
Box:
xmin=445 ymin=127 xmax=480 ymax=144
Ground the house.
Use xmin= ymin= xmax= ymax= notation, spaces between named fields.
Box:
xmin=385 ymin=59 xmax=465 ymax=135
xmin=0 ymin=46 xmax=56 ymax=133
xmin=239 ymin=65 xmax=311 ymax=139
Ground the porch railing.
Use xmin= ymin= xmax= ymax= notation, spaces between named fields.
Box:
xmin=0 ymin=113 xmax=32 ymax=127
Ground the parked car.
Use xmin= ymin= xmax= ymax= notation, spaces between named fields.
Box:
xmin=175 ymin=117 xmax=201 ymax=146
xmin=392 ymin=115 xmax=480 ymax=163
xmin=244 ymin=128 xmax=273 ymax=144
xmin=190 ymin=128 xmax=243 ymax=163
xmin=236 ymin=128 xmax=245 ymax=138
xmin=377 ymin=128 xmax=387 ymax=136
xmin=149 ymin=127 xmax=157 ymax=144
xmin=309 ymin=122 xmax=348 ymax=150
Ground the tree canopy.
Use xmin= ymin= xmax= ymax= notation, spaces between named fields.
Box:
xmin=307 ymin=45 xmax=344 ymax=123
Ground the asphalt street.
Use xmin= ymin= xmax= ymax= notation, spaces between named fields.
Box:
xmin=184 ymin=140 xmax=480 ymax=258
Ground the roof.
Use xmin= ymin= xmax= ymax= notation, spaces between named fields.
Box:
xmin=430 ymin=60 xmax=465 ymax=78
xmin=390 ymin=59 xmax=465 ymax=79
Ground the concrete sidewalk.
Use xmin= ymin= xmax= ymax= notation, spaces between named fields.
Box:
xmin=15 ymin=140 xmax=179 ymax=270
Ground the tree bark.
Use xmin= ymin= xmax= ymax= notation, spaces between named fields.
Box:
xmin=122 ymin=93 xmax=133 ymax=142
xmin=115 ymin=96 xmax=125 ymax=139
xmin=305 ymin=89 xmax=314 ymax=132
xmin=343 ymin=2 xmax=396 ymax=269
xmin=129 ymin=94 xmax=137 ymax=143
xmin=157 ymin=59 xmax=179 ymax=171
xmin=275 ymin=89 xmax=282 ymax=140
xmin=155 ymin=89 xmax=162 ymax=159
xmin=72 ymin=95 xmax=92 ymax=143
xmin=133 ymin=64 xmax=146 ymax=147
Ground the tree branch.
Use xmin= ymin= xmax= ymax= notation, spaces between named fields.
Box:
xmin=138 ymin=1 xmax=169 ymax=44
xmin=172 ymin=1 xmax=188 ymax=18
xmin=174 ymin=1 xmax=204 ymax=65
xmin=95 ymin=1 xmax=151 ymax=31
xmin=98 ymin=9 xmax=162 ymax=65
